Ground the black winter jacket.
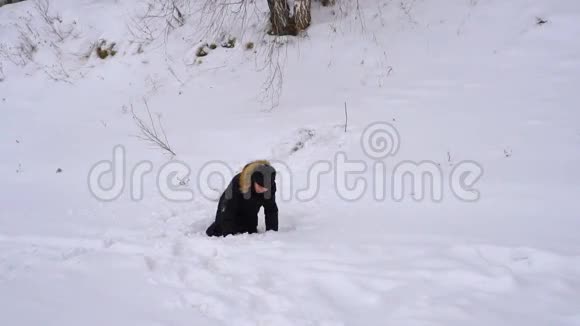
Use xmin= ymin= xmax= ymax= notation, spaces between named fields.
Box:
xmin=206 ymin=162 xmax=278 ymax=236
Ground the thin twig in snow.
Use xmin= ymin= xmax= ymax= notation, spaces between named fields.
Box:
xmin=131 ymin=99 xmax=176 ymax=157
xmin=344 ymin=101 xmax=348 ymax=132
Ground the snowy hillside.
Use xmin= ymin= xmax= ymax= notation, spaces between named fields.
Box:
xmin=1 ymin=0 xmax=580 ymax=325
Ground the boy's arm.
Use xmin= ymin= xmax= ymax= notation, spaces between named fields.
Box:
xmin=263 ymin=183 xmax=279 ymax=232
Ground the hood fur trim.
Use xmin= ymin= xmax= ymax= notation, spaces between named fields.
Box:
xmin=239 ymin=160 xmax=271 ymax=193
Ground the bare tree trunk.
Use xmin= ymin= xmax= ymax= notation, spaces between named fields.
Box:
xmin=0 ymin=0 xmax=27 ymax=7
xmin=293 ymin=0 xmax=311 ymax=32
xmin=267 ymin=0 xmax=291 ymax=35
xmin=321 ymin=0 xmax=335 ymax=6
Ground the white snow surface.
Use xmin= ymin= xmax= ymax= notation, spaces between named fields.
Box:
xmin=1 ymin=0 xmax=580 ymax=325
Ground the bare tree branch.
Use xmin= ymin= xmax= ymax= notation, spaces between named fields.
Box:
xmin=33 ymin=0 xmax=74 ymax=41
xmin=131 ymin=99 xmax=176 ymax=157
xmin=0 ymin=62 xmax=5 ymax=82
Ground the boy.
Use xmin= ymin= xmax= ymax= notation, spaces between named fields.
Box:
xmin=206 ymin=160 xmax=278 ymax=236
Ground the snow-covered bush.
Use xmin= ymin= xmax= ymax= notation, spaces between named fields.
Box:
xmin=0 ymin=0 xmax=77 ymax=78
xmin=95 ymin=40 xmax=117 ymax=60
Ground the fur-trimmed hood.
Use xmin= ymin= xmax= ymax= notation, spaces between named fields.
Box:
xmin=239 ymin=160 xmax=273 ymax=194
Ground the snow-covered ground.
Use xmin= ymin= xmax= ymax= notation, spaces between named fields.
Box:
xmin=1 ymin=0 xmax=580 ymax=325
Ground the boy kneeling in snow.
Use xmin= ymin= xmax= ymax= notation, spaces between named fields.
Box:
xmin=206 ymin=160 xmax=278 ymax=237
